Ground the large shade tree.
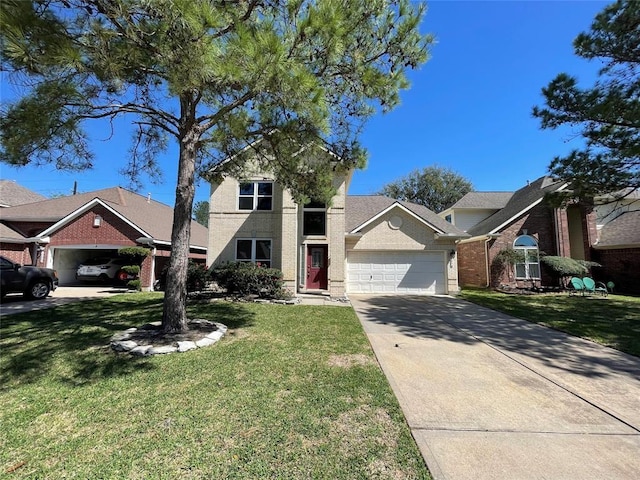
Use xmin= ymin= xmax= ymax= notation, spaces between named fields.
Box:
xmin=378 ymin=165 xmax=473 ymax=212
xmin=1 ymin=0 xmax=432 ymax=332
xmin=533 ymin=0 xmax=640 ymax=202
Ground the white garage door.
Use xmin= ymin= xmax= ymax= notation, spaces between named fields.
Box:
xmin=347 ymin=251 xmax=446 ymax=294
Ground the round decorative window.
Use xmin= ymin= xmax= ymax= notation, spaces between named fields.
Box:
xmin=388 ymin=215 xmax=403 ymax=230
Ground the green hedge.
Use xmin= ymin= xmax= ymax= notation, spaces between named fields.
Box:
xmin=210 ymin=261 xmax=286 ymax=299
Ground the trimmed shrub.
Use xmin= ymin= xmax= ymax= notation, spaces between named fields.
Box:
xmin=540 ymin=255 xmax=601 ymax=286
xmin=117 ymin=247 xmax=150 ymax=291
xmin=186 ymin=261 xmax=209 ymax=292
xmin=121 ymin=265 xmax=140 ymax=276
xmin=490 ymin=248 xmax=526 ymax=287
xmin=157 ymin=260 xmax=210 ymax=293
xmin=117 ymin=247 xmax=150 ymax=264
xmin=210 ymin=261 xmax=286 ymax=298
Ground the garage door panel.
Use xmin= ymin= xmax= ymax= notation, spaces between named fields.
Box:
xmin=347 ymin=251 xmax=445 ymax=295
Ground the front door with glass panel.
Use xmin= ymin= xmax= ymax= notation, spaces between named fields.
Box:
xmin=306 ymin=245 xmax=328 ymax=290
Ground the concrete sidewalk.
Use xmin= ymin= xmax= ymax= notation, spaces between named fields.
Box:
xmin=350 ymin=295 xmax=640 ymax=480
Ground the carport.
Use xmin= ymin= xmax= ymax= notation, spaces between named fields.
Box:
xmin=50 ymin=246 xmax=120 ymax=285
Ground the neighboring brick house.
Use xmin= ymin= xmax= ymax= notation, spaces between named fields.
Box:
xmin=591 ymin=191 xmax=640 ymax=293
xmin=207 ymin=167 xmax=468 ymax=297
xmin=440 ymin=176 xmax=639 ymax=294
xmin=440 ymin=176 xmax=597 ymax=289
xmin=0 ymin=186 xmax=208 ymax=289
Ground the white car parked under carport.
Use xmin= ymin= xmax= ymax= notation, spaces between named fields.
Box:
xmin=76 ymin=256 xmax=130 ymax=284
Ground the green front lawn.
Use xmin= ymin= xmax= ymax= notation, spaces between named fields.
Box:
xmin=0 ymin=294 xmax=429 ymax=479
xmin=460 ymin=288 xmax=640 ymax=357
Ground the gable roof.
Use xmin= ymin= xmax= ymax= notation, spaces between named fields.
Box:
xmin=0 ymin=180 xmax=47 ymax=207
xmin=0 ymin=187 xmax=208 ymax=248
xmin=466 ymin=176 xmax=567 ymax=237
xmin=346 ymin=195 xmax=467 ymax=237
xmin=449 ymin=191 xmax=514 ymax=210
xmin=595 ymin=210 xmax=640 ymax=248
xmin=0 ymin=222 xmax=27 ymax=241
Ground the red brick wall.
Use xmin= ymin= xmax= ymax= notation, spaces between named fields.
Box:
xmin=554 ymin=208 xmax=570 ymax=257
xmin=49 ymin=206 xmax=141 ymax=247
xmin=488 ymin=205 xmax=552 ymax=288
xmin=592 ymin=248 xmax=640 ymax=294
xmin=0 ymin=243 xmax=32 ymax=265
xmin=458 ymin=240 xmax=488 ymax=286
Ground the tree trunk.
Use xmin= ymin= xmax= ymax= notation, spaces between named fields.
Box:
xmin=162 ymin=98 xmax=199 ymax=333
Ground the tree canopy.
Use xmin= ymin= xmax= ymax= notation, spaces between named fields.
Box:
xmin=533 ymin=0 xmax=640 ymax=202
xmin=192 ymin=200 xmax=209 ymax=228
xmin=1 ymin=0 xmax=432 ymax=331
xmin=378 ymin=165 xmax=473 ymax=212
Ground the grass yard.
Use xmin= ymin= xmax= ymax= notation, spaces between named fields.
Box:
xmin=460 ymin=288 xmax=640 ymax=357
xmin=1 ymin=293 xmax=430 ymax=479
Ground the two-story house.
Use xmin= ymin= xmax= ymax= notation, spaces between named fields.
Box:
xmin=440 ymin=176 xmax=639 ymax=293
xmin=207 ymin=166 xmax=468 ymax=298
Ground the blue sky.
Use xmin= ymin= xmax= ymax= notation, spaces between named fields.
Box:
xmin=1 ymin=0 xmax=609 ymax=207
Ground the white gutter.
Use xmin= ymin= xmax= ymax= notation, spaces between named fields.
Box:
xmin=136 ymin=236 xmax=207 ymax=252
xmin=0 ymin=236 xmax=51 ymax=244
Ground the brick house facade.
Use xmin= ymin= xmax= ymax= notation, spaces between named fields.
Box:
xmin=1 ymin=187 xmax=207 ymax=289
xmin=443 ymin=177 xmax=638 ymax=294
xmin=444 ymin=177 xmax=596 ymax=290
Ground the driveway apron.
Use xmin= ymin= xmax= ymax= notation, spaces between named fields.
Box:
xmin=350 ymin=295 xmax=640 ymax=480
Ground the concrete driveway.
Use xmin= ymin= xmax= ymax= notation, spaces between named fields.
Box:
xmin=0 ymin=286 xmax=128 ymax=316
xmin=350 ymin=295 xmax=640 ymax=480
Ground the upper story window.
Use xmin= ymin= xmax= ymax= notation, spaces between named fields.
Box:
xmin=444 ymin=214 xmax=452 ymax=223
xmin=303 ymin=200 xmax=326 ymax=236
xmin=238 ymin=181 xmax=273 ymax=211
xmin=514 ymin=235 xmax=540 ymax=279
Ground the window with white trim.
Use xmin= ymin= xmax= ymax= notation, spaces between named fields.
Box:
xmin=238 ymin=181 xmax=273 ymax=211
xmin=236 ymin=239 xmax=272 ymax=268
xmin=514 ymin=235 xmax=540 ymax=279
xmin=303 ymin=200 xmax=326 ymax=236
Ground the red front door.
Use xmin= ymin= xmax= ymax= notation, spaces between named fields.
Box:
xmin=306 ymin=245 xmax=328 ymax=290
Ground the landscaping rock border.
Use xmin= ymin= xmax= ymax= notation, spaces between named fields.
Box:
xmin=111 ymin=319 xmax=227 ymax=356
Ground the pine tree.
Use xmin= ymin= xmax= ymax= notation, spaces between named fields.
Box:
xmin=533 ymin=0 xmax=640 ymax=202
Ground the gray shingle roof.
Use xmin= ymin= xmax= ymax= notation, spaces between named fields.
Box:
xmin=346 ymin=195 xmax=467 ymax=236
xmin=596 ymin=210 xmax=640 ymax=247
xmin=449 ymin=191 xmax=513 ymax=209
xmin=466 ymin=176 xmax=566 ymax=237
xmin=0 ymin=187 xmax=208 ymax=247
xmin=0 ymin=180 xmax=47 ymax=207
xmin=0 ymin=222 xmax=25 ymax=240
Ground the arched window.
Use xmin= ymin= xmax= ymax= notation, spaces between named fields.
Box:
xmin=513 ymin=235 xmax=540 ymax=279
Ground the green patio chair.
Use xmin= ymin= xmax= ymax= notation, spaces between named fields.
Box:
xmin=595 ymin=281 xmax=609 ymax=297
xmin=569 ymin=277 xmax=585 ymax=296
xmin=582 ymin=277 xmax=607 ymax=296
